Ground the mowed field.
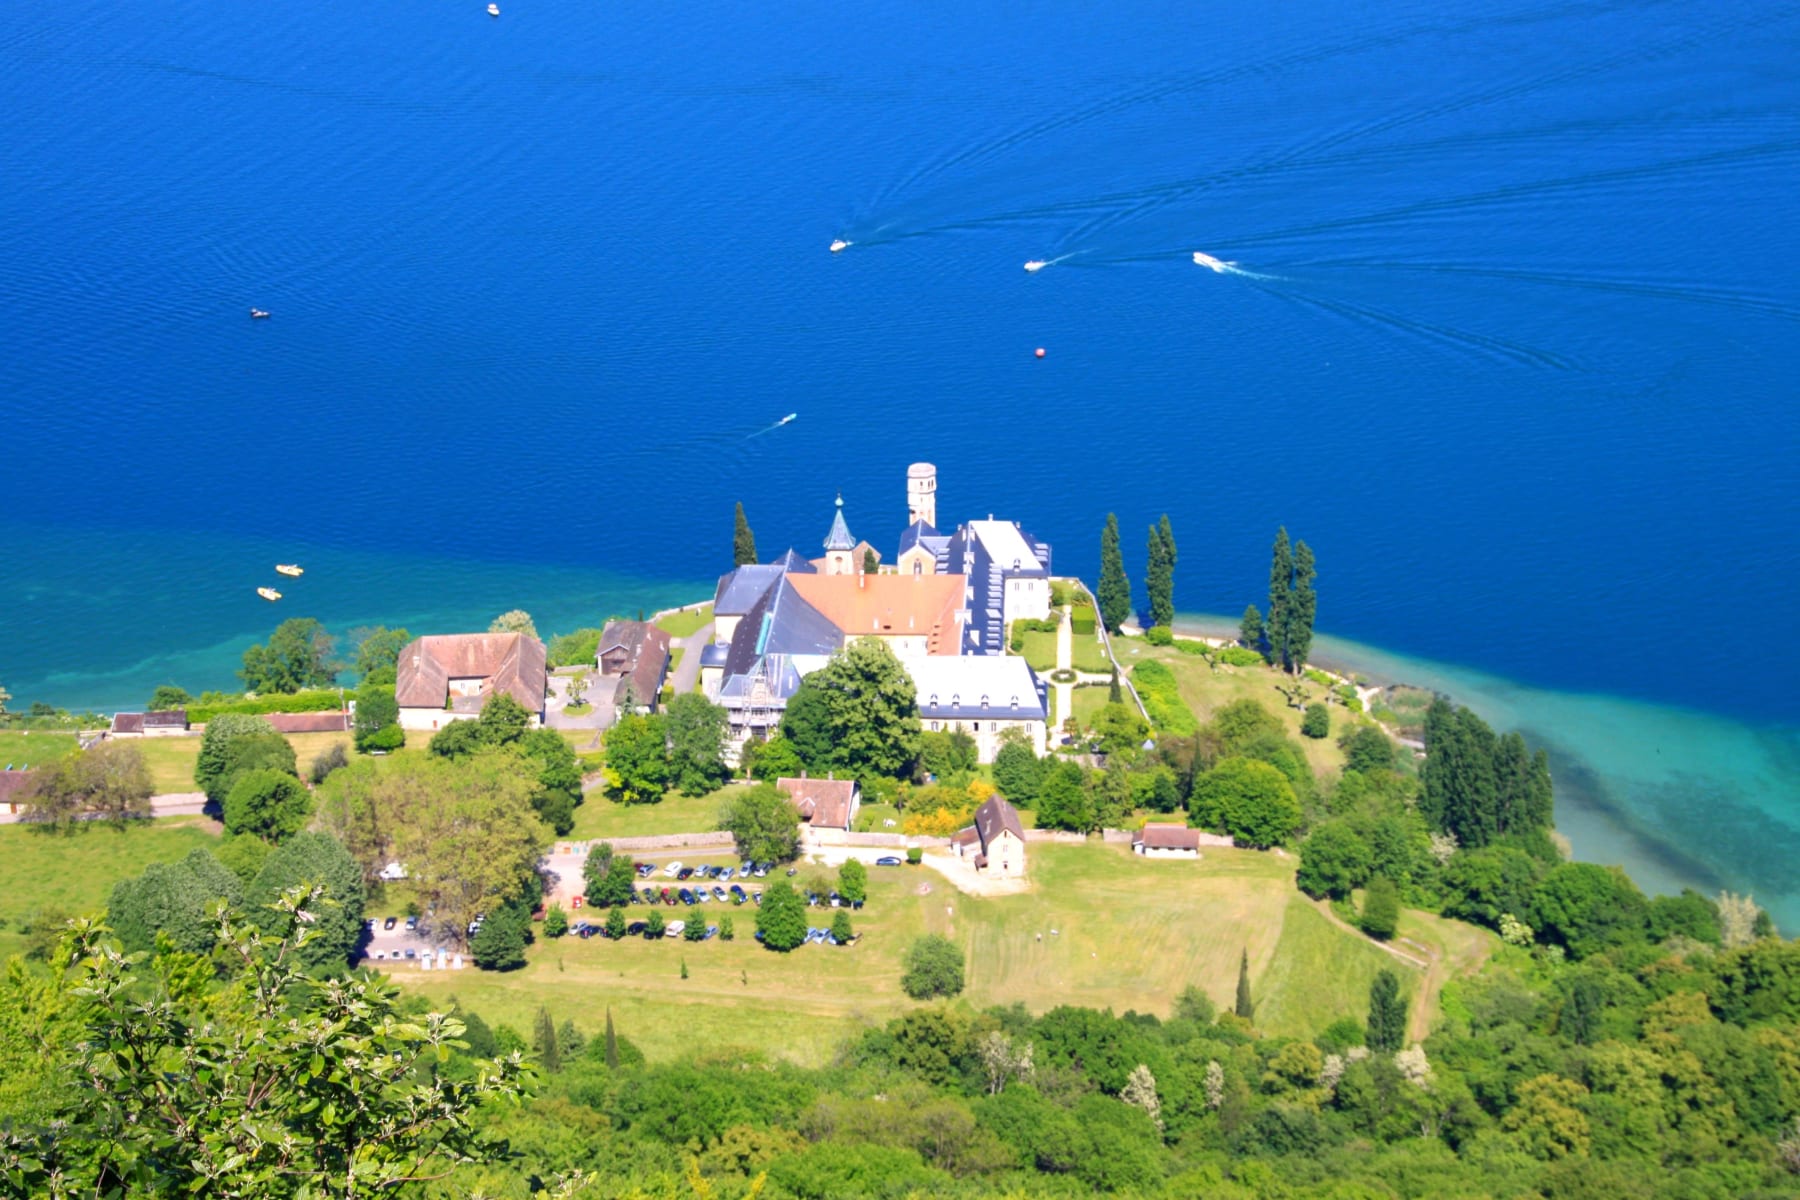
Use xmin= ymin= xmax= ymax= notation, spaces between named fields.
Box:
xmin=398 ymin=842 xmax=1479 ymax=1064
xmin=0 ymin=819 xmax=221 ymax=960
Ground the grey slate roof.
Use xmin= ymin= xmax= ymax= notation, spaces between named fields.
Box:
xmin=716 ymin=653 xmax=813 ymax=703
xmin=898 ymin=519 xmax=942 ymax=556
xmin=823 ymin=496 xmax=856 ymax=551
xmin=720 ymin=576 xmax=843 ymax=681
xmin=766 ymin=548 xmax=816 ymax=573
xmin=713 ymin=564 xmax=785 ymax=616
xmin=972 ymin=795 xmax=1026 ymax=852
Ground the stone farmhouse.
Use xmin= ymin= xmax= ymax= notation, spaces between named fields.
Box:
xmin=950 ymin=793 xmax=1028 ymax=878
xmin=395 ymin=632 xmax=547 ymax=731
xmin=596 ymin=619 xmax=671 ymax=715
xmin=702 ymin=465 xmax=1052 ymax=760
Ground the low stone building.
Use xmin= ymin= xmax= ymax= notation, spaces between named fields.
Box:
xmin=597 ymin=619 xmax=672 ymax=715
xmin=777 ymin=775 xmax=861 ymax=832
xmin=1133 ymin=824 xmax=1202 ymax=857
xmin=264 ymin=711 xmax=350 ymax=735
xmin=0 ymin=769 xmax=35 ymax=815
xmin=395 ymin=632 xmax=547 ymax=731
xmin=109 ymin=709 xmax=189 ymax=737
xmin=950 ymin=794 xmax=1027 ymax=878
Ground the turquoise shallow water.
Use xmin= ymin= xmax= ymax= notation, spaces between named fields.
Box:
xmin=1179 ymin=613 xmax=1800 ymax=930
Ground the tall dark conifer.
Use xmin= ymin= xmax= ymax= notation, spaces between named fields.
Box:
xmin=1287 ymin=539 xmax=1316 ymax=674
xmin=1234 ymin=948 xmax=1255 ymax=1020
xmin=1098 ymin=514 xmax=1131 ymax=634
xmin=604 ymin=1008 xmax=620 ymax=1069
xmin=1239 ymin=605 xmax=1264 ymax=651
xmin=733 ymin=502 xmax=758 ymax=567
xmin=1266 ymin=528 xmax=1293 ymax=667
xmin=534 ymin=1006 xmax=560 ymax=1073
xmin=1366 ymin=969 xmax=1408 ymax=1052
xmin=1146 ymin=515 xmax=1176 ymax=629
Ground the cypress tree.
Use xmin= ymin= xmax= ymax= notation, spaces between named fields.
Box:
xmin=604 ymin=1008 xmax=620 ymax=1069
xmin=1266 ymin=528 xmax=1293 ymax=667
xmin=1234 ymin=948 xmax=1255 ymax=1020
xmin=1288 ymin=540 xmax=1316 ymax=674
xmin=1098 ymin=514 xmax=1131 ymax=634
xmin=1239 ymin=604 xmax=1264 ymax=651
xmin=1366 ymin=969 xmax=1408 ymax=1052
xmin=1153 ymin=515 xmax=1177 ymax=629
xmin=1109 ymin=667 xmax=1122 ymax=704
xmin=862 ymin=547 xmax=879 ymax=575
xmin=733 ymin=502 xmax=758 ymax=567
xmin=533 ymin=1006 xmax=560 ymax=1073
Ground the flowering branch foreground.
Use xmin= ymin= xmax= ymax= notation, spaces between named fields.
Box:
xmin=0 ymin=886 xmax=532 ymax=1199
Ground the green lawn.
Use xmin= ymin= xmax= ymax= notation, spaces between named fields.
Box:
xmin=852 ymin=802 xmax=902 ymax=833
xmin=1109 ymin=639 xmax=1359 ymax=781
xmin=654 ymin=605 xmax=713 ymax=639
xmin=0 ymin=731 xmax=78 ymax=771
xmin=1070 ymin=684 xmax=1112 ymax=728
xmin=565 ymin=782 xmax=749 ymax=842
xmin=0 ymin=819 xmax=221 ymax=959
xmin=1017 ymin=631 xmax=1058 ymax=672
xmin=130 ymin=730 xmax=356 ymax=793
xmin=398 ymin=841 xmax=1472 ymax=1063
xmin=1070 ymin=633 xmax=1112 ymax=674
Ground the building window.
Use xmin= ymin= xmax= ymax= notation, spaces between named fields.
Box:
xmin=973 ymin=722 xmax=980 ymax=732
xmin=931 ymin=721 xmax=940 ymax=732
xmin=980 ymin=695 xmax=989 ymax=709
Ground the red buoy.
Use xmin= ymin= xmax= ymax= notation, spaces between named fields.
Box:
xmin=1034 ymin=347 xmax=1046 ymax=358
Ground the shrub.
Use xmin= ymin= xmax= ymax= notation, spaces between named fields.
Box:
xmin=1130 ymin=661 xmax=1197 ymax=736
xmin=1176 ymin=640 xmax=1211 ymax=656
xmin=547 ymin=628 xmax=603 ymax=668
xmin=1218 ymin=646 xmax=1265 ymax=668
xmin=1361 ymin=877 xmax=1401 ymax=940
xmin=1301 ymin=704 xmax=1329 ymax=739
xmin=906 ymin=847 xmax=923 ymax=865
xmin=1049 ymin=669 xmax=1076 ymax=684
xmin=900 ymin=934 xmax=965 ymax=999
xmin=543 ymin=905 xmax=568 ymax=938
xmin=358 ymin=723 xmax=404 ymax=753
xmin=830 ymin=910 xmax=853 ymax=944
xmin=188 ymin=690 xmax=347 ymax=725
xmin=308 ymin=743 xmax=349 ymax=785
xmin=1145 ymin=626 xmax=1173 ymax=646
xmin=1070 ymin=611 xmax=1096 ymax=636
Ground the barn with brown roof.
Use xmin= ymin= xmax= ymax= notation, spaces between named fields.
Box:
xmin=0 ymin=769 xmax=36 ymax=814
xmin=109 ymin=709 xmax=189 ymax=737
xmin=1133 ymin=823 xmax=1202 ymax=857
xmin=264 ymin=711 xmax=351 ymax=735
xmin=777 ymin=775 xmax=861 ymax=832
xmin=597 ymin=619 xmax=672 ymax=716
xmin=394 ymin=632 xmax=547 ymax=731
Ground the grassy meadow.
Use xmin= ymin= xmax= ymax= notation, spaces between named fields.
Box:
xmin=0 ymin=731 xmax=78 ymax=771
xmin=654 ymin=605 xmax=713 ymax=639
xmin=397 ymin=841 xmax=1481 ymax=1065
xmin=564 ymin=783 xmax=749 ymax=842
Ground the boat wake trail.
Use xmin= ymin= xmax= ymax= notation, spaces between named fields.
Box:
xmin=1193 ymin=251 xmax=1284 ymax=281
xmin=745 ymin=413 xmax=799 ymax=440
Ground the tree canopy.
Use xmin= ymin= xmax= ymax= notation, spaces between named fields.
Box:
xmin=489 ymin=610 xmax=539 ymax=639
xmin=718 ymin=782 xmax=802 ymax=864
xmin=902 ymin=934 xmax=967 ymax=1000
xmin=222 ymin=768 xmax=312 ymax=842
xmin=1145 ymin=515 xmax=1176 ymax=630
xmin=1097 ymin=514 xmax=1131 ymax=634
xmin=238 ymin=617 xmax=337 ymax=694
xmin=1190 ymin=757 xmax=1301 ymax=848
xmin=246 ymin=832 xmax=367 ymax=972
xmin=665 ymin=693 xmax=730 ymax=796
xmin=22 ymin=741 xmax=152 ymax=831
xmin=351 ymin=625 xmax=411 ymax=678
xmin=108 ymin=847 xmax=245 ymax=955
xmin=779 ymin=639 xmax=921 ymax=781
xmin=755 ymin=879 xmax=807 ymax=951
xmin=733 ymin=501 xmax=758 ymax=567
xmin=604 ymin=713 xmax=671 ymax=804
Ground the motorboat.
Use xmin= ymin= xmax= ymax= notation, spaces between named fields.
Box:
xmin=487 ymin=3 xmax=500 ymax=15
xmin=275 ymin=563 xmax=303 ymax=577
xmin=1023 ymin=260 xmax=1048 ymax=272
xmin=1192 ymin=252 xmax=1233 ymax=273
xmin=777 ymin=413 xmax=796 ymax=426
xmin=250 ymin=308 xmax=271 ymax=319
xmin=829 ymin=239 xmax=850 ymax=253
xmin=257 ymin=587 xmax=282 ymax=602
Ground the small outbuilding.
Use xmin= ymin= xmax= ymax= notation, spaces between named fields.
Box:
xmin=951 ymin=794 xmax=1027 ymax=878
xmin=1133 ymin=823 xmax=1202 ymax=857
xmin=777 ymin=775 xmax=861 ymax=832
xmin=109 ymin=709 xmax=189 ymax=737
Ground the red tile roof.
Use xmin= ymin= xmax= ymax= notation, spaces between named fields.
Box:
xmin=395 ymin=633 xmax=546 ymax=714
xmin=265 ymin=711 xmax=350 ymax=734
xmin=777 ymin=777 xmax=859 ymax=830
xmin=1135 ymin=823 xmax=1202 ymax=850
xmin=0 ymin=770 xmax=36 ymax=806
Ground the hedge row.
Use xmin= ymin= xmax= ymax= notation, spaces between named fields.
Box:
xmin=188 ymin=689 xmax=346 ymax=724
xmin=1130 ymin=661 xmax=1198 ymax=736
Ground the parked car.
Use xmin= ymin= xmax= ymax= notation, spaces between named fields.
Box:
xmin=404 ymin=916 xmax=419 ymax=931
xmin=661 ymin=888 xmax=676 ymax=905
xmin=874 ymin=856 xmax=903 ymax=867
xmin=718 ymin=866 xmax=735 ymax=881
xmin=403 ymin=948 xmax=417 ymax=959
xmin=676 ymin=867 xmax=695 ymax=881
xmin=677 ymin=888 xmax=694 ymax=904
xmin=364 ymin=918 xmax=378 ymax=933
xmin=703 ymin=924 xmax=719 ymax=940
xmin=753 ymin=863 xmax=769 ymax=877
xmin=729 ymin=885 xmax=747 ymax=901
xmin=829 ymin=891 xmax=843 ymax=906
xmin=665 ymin=920 xmax=685 ymax=939
xmin=693 ymin=888 xmax=709 ymax=903
xmin=663 ymin=862 xmax=684 ymax=878
xmin=383 ymin=916 xmax=398 ymax=930
xmin=626 ymin=921 xmax=647 ymax=936
xmin=712 ymin=886 xmax=727 ymax=902
xmin=635 ymin=862 xmax=654 ymax=878
xmin=739 ymin=861 xmax=755 ymax=876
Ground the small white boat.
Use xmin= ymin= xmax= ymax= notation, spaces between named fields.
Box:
xmin=1192 ymin=251 xmax=1234 ymax=273
xmin=777 ymin=413 xmax=796 ymax=426
xmin=276 ymin=563 xmax=303 ymax=577
xmin=829 ymin=239 xmax=850 ymax=253
xmin=1023 ymin=260 xmax=1048 ymax=272
xmin=257 ymin=587 xmax=282 ymax=602
xmin=487 ymin=3 xmax=499 ymax=15
xmin=250 ymin=308 xmax=271 ymax=319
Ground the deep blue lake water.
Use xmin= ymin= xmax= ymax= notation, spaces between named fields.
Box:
xmin=3 ymin=0 xmax=1797 ymax=916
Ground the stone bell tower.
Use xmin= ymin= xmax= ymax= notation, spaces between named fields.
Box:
xmin=907 ymin=462 xmax=937 ymax=529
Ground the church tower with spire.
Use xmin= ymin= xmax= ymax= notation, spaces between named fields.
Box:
xmin=822 ymin=493 xmax=856 ymax=575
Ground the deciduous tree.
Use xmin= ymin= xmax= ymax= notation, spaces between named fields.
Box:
xmin=194 ymin=712 xmax=282 ymax=802
xmin=489 ymin=609 xmax=539 ymax=639
xmin=247 ymin=831 xmax=366 ymax=972
xmin=147 ymin=684 xmax=192 ymax=712
xmin=108 ymin=848 xmax=244 ymax=955
xmin=902 ymin=934 xmax=966 ymax=999
xmin=1296 ymin=820 xmax=1371 ymax=899
xmin=1361 ymin=876 xmax=1401 ymax=941
xmin=718 ymin=781 xmax=801 ymax=864
xmin=222 ymin=768 xmax=312 ymax=842
xmin=1098 ymin=514 xmax=1131 ymax=634
xmin=353 ymin=675 xmax=401 ymax=753
xmin=665 ymin=693 xmax=730 ymax=796
xmin=350 ymin=625 xmax=411 ymax=677
xmin=239 ymin=617 xmax=337 ymax=694
xmin=22 ymin=741 xmax=153 ymax=831
xmin=756 ymin=879 xmax=806 ymax=951
xmin=604 ymin=713 xmax=671 ymax=804
xmin=838 ymin=857 xmax=868 ymax=905
xmin=992 ymin=736 xmax=1046 ymax=807
xmin=1190 ymin=757 xmax=1301 ymax=848
xmin=780 ymin=639 xmax=922 ymax=781
xmin=743 ymin=734 xmax=804 ymax=780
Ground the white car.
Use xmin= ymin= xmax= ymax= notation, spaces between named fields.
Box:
xmin=665 ymin=920 xmax=686 ymax=938
xmin=662 ymin=861 xmax=684 ymax=878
